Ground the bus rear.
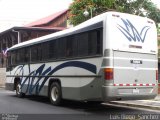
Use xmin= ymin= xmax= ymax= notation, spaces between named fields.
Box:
xmin=102 ymin=12 xmax=158 ymax=101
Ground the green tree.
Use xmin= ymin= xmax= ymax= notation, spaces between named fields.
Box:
xmin=68 ymin=0 xmax=160 ymax=26
xmin=68 ymin=0 xmax=115 ymax=26
xmin=116 ymin=0 xmax=160 ymax=24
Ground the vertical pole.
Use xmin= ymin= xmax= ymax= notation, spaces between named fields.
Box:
xmin=17 ymin=31 xmax=21 ymax=43
xmin=90 ymin=7 xmax=93 ymax=18
xmin=12 ymin=30 xmax=21 ymax=44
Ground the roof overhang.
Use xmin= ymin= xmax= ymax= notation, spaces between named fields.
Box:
xmin=0 ymin=26 xmax=66 ymax=36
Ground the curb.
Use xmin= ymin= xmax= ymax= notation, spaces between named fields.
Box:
xmin=109 ymin=101 xmax=160 ymax=111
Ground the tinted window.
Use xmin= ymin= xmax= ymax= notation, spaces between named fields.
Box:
xmin=77 ymin=32 xmax=88 ymax=56
xmin=88 ymin=28 xmax=102 ymax=55
xmin=88 ymin=30 xmax=97 ymax=55
xmin=9 ymin=27 xmax=103 ymax=65
xmin=49 ymin=40 xmax=57 ymax=59
xmin=24 ymin=47 xmax=30 ymax=63
xmin=6 ymin=52 xmax=11 ymax=67
xmin=97 ymin=28 xmax=102 ymax=54
xmin=31 ymin=44 xmax=42 ymax=62
xmin=66 ymin=36 xmax=77 ymax=57
xmin=11 ymin=51 xmax=16 ymax=65
xmin=16 ymin=50 xmax=20 ymax=64
xmin=42 ymin=42 xmax=49 ymax=60
xmin=58 ymin=38 xmax=66 ymax=59
xmin=19 ymin=48 xmax=25 ymax=63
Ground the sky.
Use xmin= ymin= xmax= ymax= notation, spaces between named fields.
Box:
xmin=152 ymin=0 xmax=160 ymax=8
xmin=0 ymin=0 xmax=159 ymax=32
xmin=0 ymin=0 xmax=73 ymax=31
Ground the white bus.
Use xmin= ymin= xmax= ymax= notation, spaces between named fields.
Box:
xmin=6 ymin=12 xmax=158 ymax=105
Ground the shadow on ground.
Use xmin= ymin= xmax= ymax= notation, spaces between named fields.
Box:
xmin=11 ymin=94 xmax=146 ymax=114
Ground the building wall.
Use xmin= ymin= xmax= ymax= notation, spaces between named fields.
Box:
xmin=20 ymin=31 xmax=54 ymax=42
xmin=36 ymin=13 xmax=68 ymax=28
xmin=0 ymin=68 xmax=6 ymax=87
xmin=0 ymin=11 xmax=68 ymax=87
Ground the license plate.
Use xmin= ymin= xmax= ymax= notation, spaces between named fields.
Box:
xmin=133 ymin=89 xmax=139 ymax=94
xmin=130 ymin=60 xmax=142 ymax=64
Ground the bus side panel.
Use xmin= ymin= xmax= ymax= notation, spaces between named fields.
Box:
xmin=54 ymin=58 xmax=103 ymax=101
xmin=62 ymin=76 xmax=103 ymax=101
xmin=13 ymin=57 xmax=103 ymax=101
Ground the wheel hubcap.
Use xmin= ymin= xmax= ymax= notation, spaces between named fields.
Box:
xmin=16 ymin=84 xmax=21 ymax=95
xmin=51 ymin=87 xmax=58 ymax=101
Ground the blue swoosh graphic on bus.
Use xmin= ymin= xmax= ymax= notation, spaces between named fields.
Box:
xmin=117 ymin=18 xmax=150 ymax=43
xmin=18 ymin=61 xmax=97 ymax=94
xmin=13 ymin=65 xmax=24 ymax=78
xmin=38 ymin=61 xmax=97 ymax=92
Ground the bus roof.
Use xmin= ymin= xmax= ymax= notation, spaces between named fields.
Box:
xmin=8 ymin=11 xmax=154 ymax=51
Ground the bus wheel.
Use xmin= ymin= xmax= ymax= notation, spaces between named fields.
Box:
xmin=16 ymin=83 xmax=25 ymax=98
xmin=49 ymin=82 xmax=62 ymax=106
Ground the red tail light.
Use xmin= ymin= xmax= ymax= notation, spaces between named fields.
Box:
xmin=156 ymin=70 xmax=158 ymax=81
xmin=104 ymin=68 xmax=113 ymax=80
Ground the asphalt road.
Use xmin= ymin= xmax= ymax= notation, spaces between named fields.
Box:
xmin=0 ymin=88 xmax=160 ymax=120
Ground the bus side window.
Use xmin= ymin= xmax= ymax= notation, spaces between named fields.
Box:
xmin=49 ymin=40 xmax=57 ymax=60
xmin=66 ymin=36 xmax=77 ymax=58
xmin=42 ymin=42 xmax=49 ymax=60
xmin=11 ymin=51 xmax=15 ymax=65
xmin=31 ymin=46 xmax=36 ymax=62
xmin=88 ymin=28 xmax=102 ymax=56
xmin=77 ymin=32 xmax=88 ymax=57
xmin=24 ymin=47 xmax=30 ymax=63
xmin=58 ymin=38 xmax=66 ymax=59
xmin=89 ymin=30 xmax=97 ymax=55
xmin=19 ymin=48 xmax=25 ymax=63
xmin=31 ymin=45 xmax=42 ymax=62
xmin=97 ymin=28 xmax=103 ymax=54
xmin=6 ymin=52 xmax=11 ymax=69
xmin=37 ymin=44 xmax=42 ymax=61
xmin=16 ymin=50 xmax=20 ymax=64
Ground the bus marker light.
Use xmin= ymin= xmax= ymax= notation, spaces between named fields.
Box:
xmin=112 ymin=14 xmax=120 ymax=17
xmin=156 ymin=70 xmax=158 ymax=81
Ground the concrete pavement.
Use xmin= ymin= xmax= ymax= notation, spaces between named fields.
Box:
xmin=109 ymin=95 xmax=160 ymax=111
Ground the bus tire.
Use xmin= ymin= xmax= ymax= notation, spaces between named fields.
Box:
xmin=49 ymin=82 xmax=62 ymax=106
xmin=16 ymin=82 xmax=25 ymax=98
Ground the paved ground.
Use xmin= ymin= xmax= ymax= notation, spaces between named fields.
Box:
xmin=0 ymin=88 xmax=160 ymax=120
xmin=109 ymin=95 xmax=160 ymax=111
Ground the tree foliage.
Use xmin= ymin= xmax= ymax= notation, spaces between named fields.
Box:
xmin=68 ymin=0 xmax=160 ymax=26
xmin=68 ymin=0 xmax=115 ymax=26
xmin=115 ymin=0 xmax=160 ymax=24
